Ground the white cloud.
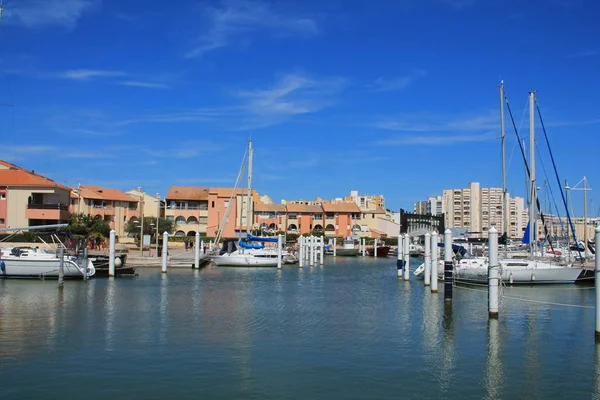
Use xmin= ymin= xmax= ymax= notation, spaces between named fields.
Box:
xmin=6 ymin=0 xmax=99 ymax=29
xmin=186 ymin=0 xmax=318 ymax=58
xmin=232 ymin=73 xmax=347 ymax=129
xmin=374 ymin=131 xmax=496 ymax=146
xmin=59 ymin=69 xmax=126 ymax=80
xmin=118 ymin=81 xmax=171 ymax=89
xmin=368 ymin=70 xmax=427 ymax=92
xmin=373 ymin=113 xmax=498 ymax=132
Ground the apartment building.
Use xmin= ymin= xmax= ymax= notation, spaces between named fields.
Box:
xmin=285 ymin=203 xmax=324 ymax=235
xmin=164 ymin=186 xmax=209 ymax=237
xmin=70 ymin=185 xmax=140 ymax=238
xmin=206 ymin=188 xmax=259 ymax=238
xmin=254 ymin=203 xmax=287 ymax=234
xmin=321 ymin=202 xmax=362 ymax=237
xmin=0 ymin=160 xmax=71 ymax=229
xmin=345 ymin=190 xmax=385 ymax=210
xmin=415 ymin=182 xmax=528 ymax=239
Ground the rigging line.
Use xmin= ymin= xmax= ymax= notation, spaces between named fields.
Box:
xmin=505 ymin=95 xmax=553 ymax=248
xmin=535 ymin=101 xmax=581 ymax=259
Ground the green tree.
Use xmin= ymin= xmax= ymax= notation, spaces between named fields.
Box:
xmin=125 ymin=217 xmax=174 ymax=240
xmin=67 ymin=213 xmax=110 ymax=240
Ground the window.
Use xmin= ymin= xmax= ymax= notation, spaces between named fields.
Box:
xmin=224 ymin=201 xmax=229 ymax=208
xmin=211 ymin=201 xmax=215 ymax=208
xmin=0 ymin=218 xmax=4 ymax=224
xmin=1 ymin=193 xmax=6 ymax=199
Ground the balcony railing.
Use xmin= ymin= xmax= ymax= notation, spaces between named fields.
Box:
xmin=27 ymin=203 xmax=68 ymax=210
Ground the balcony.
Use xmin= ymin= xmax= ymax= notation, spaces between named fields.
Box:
xmin=26 ymin=203 xmax=70 ymax=221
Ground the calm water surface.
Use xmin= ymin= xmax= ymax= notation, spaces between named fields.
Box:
xmin=1 ymin=257 xmax=599 ymax=399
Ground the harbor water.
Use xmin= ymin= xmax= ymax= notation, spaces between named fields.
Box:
xmin=1 ymin=257 xmax=599 ymax=399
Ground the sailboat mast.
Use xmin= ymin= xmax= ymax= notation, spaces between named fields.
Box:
xmin=246 ymin=140 xmax=253 ymax=235
xmin=584 ymin=176 xmax=588 ymax=259
xmin=500 ymin=81 xmax=508 ymax=244
xmin=528 ymin=91 xmax=536 ymax=257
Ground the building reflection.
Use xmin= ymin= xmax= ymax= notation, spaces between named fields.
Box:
xmin=484 ymin=318 xmax=503 ymax=400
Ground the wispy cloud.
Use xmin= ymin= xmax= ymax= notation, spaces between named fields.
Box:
xmin=118 ymin=81 xmax=171 ymax=89
xmin=232 ymin=73 xmax=347 ymax=129
xmin=6 ymin=0 xmax=100 ymax=29
xmin=368 ymin=70 xmax=427 ymax=92
xmin=374 ymin=131 xmax=496 ymax=146
xmin=569 ymin=49 xmax=599 ymax=58
xmin=373 ymin=113 xmax=498 ymax=132
xmin=186 ymin=0 xmax=318 ymax=58
xmin=59 ymin=69 xmax=127 ymax=80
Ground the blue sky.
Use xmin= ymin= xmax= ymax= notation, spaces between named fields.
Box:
xmin=0 ymin=0 xmax=599 ymax=216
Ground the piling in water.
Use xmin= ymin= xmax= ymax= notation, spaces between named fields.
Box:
xmin=444 ymin=229 xmax=453 ymax=301
xmin=424 ymin=232 xmax=431 ymax=286
xmin=431 ymin=232 xmax=439 ymax=293
xmin=488 ymin=227 xmax=499 ymax=319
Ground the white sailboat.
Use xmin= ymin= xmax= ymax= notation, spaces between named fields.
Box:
xmin=209 ymin=141 xmax=295 ymax=267
xmin=0 ymin=224 xmax=95 ymax=279
xmin=416 ymin=88 xmax=582 ymax=284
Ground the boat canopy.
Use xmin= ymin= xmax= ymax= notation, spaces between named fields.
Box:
xmin=437 ymin=242 xmax=467 ymax=257
xmin=247 ymin=234 xmax=278 ymax=243
xmin=238 ymin=240 xmax=265 ymax=249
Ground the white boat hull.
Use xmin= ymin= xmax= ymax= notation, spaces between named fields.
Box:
xmin=0 ymin=257 xmax=95 ymax=278
xmin=414 ymin=259 xmax=582 ymax=284
xmin=211 ymin=253 xmax=280 ymax=267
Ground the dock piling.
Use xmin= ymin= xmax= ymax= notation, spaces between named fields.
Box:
xmin=431 ymin=231 xmax=439 ymax=293
xmin=161 ymin=231 xmax=168 ymax=273
xmin=488 ymin=227 xmax=499 ymax=318
xmin=333 ymin=237 xmax=337 ymax=258
xmin=83 ymin=247 xmax=88 ymax=282
xmin=403 ymin=234 xmax=410 ymax=280
xmin=277 ymin=234 xmax=283 ymax=269
xmin=194 ymin=232 xmax=200 ymax=269
xmin=109 ymin=229 xmax=116 ymax=277
xmin=320 ymin=236 xmax=324 ymax=265
xmin=444 ymin=229 xmax=453 ymax=301
xmin=424 ymin=232 xmax=431 ymax=286
xmin=397 ymin=235 xmax=403 ymax=278
xmin=58 ymin=247 xmax=65 ymax=287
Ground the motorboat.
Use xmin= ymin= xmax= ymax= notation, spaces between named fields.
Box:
xmin=0 ymin=246 xmax=95 ymax=279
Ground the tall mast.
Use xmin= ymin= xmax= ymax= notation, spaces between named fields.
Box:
xmin=528 ymin=91 xmax=536 ymax=257
xmin=583 ymin=176 xmax=588 ymax=259
xmin=246 ymin=140 xmax=253 ymax=235
xmin=500 ymin=81 xmax=508 ymax=243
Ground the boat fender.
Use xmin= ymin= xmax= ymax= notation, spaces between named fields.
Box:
xmin=396 ymin=259 xmax=404 ymax=270
xmin=0 ymin=260 xmax=4 ymax=272
xmin=115 ymin=257 xmax=122 ymax=268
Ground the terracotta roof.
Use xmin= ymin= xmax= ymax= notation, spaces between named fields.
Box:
xmin=322 ymin=202 xmax=362 ymax=213
xmin=362 ymin=207 xmax=387 ymax=214
xmin=0 ymin=160 xmax=23 ymax=170
xmin=209 ymin=188 xmax=258 ymax=198
xmin=0 ymin=169 xmax=70 ymax=190
xmin=255 ymin=203 xmax=286 ymax=212
xmin=78 ymin=185 xmax=138 ymax=202
xmin=166 ymin=186 xmax=209 ymax=201
xmin=286 ymin=203 xmax=323 ymax=213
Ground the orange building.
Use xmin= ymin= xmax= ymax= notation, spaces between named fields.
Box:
xmin=0 ymin=160 xmax=71 ymax=229
xmin=285 ymin=203 xmax=324 ymax=235
xmin=254 ymin=203 xmax=287 ymax=234
xmin=70 ymin=185 xmax=140 ymax=237
xmin=321 ymin=202 xmax=362 ymax=237
xmin=165 ymin=186 xmax=209 ymax=237
xmin=207 ymin=188 xmax=259 ymax=238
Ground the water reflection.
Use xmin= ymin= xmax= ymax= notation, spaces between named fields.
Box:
xmin=484 ymin=318 xmax=503 ymax=400
xmin=438 ymin=302 xmax=455 ymax=393
xmin=158 ymin=273 xmax=168 ymax=345
xmin=104 ymin=278 xmax=116 ymax=351
xmin=422 ymin=292 xmax=441 ymax=355
xmin=594 ymin=342 xmax=600 ymax=398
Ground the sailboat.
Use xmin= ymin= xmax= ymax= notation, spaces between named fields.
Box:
xmin=442 ymin=87 xmax=582 ymax=284
xmin=209 ymin=141 xmax=296 ymax=267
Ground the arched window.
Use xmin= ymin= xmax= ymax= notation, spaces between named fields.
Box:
xmin=174 ymin=230 xmax=186 ymax=237
xmin=352 ymin=225 xmax=360 ymax=232
xmin=187 ymin=216 xmax=198 ymax=224
xmin=268 ymin=223 xmax=277 ymax=230
xmin=313 ymin=224 xmax=323 ymax=231
xmin=187 ymin=230 xmax=196 ymax=237
xmin=287 ymin=224 xmax=298 ymax=231
xmin=176 ymin=216 xmax=186 ymax=224
xmin=325 ymin=224 xmax=335 ymax=232
xmin=260 ymin=223 xmax=268 ymax=230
